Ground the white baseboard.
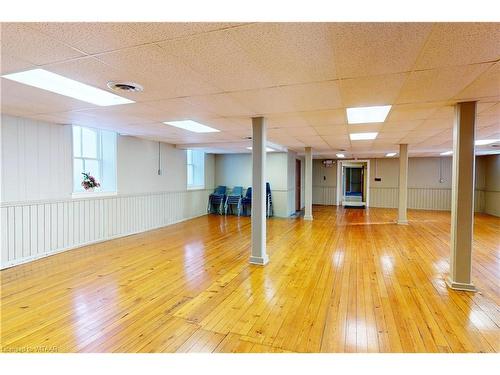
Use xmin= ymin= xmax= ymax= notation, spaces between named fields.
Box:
xmin=446 ymin=277 xmax=477 ymax=292
xmin=249 ymin=254 xmax=269 ymax=265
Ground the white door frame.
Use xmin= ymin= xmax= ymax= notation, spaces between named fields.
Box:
xmin=336 ymin=159 xmax=370 ymax=207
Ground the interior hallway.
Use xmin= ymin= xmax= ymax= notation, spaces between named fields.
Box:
xmin=1 ymin=206 xmax=498 ymax=353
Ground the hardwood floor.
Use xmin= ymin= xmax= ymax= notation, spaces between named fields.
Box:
xmin=1 ymin=206 xmax=499 ymax=353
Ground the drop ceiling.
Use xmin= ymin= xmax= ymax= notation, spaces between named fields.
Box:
xmin=1 ymin=22 xmax=499 ymax=157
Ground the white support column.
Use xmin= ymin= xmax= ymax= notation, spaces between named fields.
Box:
xmin=304 ymin=147 xmax=313 ymax=221
xmin=447 ymin=101 xmax=477 ymax=292
xmin=249 ymin=117 xmax=269 ymax=265
xmin=397 ymin=144 xmax=409 ymax=225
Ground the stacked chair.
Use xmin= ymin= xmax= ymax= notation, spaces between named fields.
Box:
xmin=266 ymin=182 xmax=273 ymax=217
xmin=207 ymin=186 xmax=226 ymax=215
xmin=224 ymin=186 xmax=244 ymax=216
xmin=241 ymin=187 xmax=252 ymax=216
xmin=207 ymin=184 xmax=272 ymax=217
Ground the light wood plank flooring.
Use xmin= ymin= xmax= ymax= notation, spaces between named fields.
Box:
xmin=1 ymin=206 xmax=499 ymax=353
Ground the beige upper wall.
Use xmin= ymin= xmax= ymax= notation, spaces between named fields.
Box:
xmin=214 ymin=152 xmax=295 ymax=217
xmin=1 ymin=114 xmax=213 ymax=202
xmin=313 ymin=156 xmax=488 ymax=190
xmin=484 ymin=154 xmax=500 ymax=191
xmin=483 ymin=154 xmax=500 ymax=217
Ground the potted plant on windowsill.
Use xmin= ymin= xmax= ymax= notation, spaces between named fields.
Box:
xmin=81 ymin=172 xmax=101 ymax=192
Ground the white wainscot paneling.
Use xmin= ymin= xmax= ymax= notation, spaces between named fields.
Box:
xmin=0 ymin=189 xmax=211 ymax=269
xmin=312 ymin=186 xmax=337 ymax=205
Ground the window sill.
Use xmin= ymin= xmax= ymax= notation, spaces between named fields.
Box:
xmin=72 ymin=191 xmax=117 ymax=199
xmin=187 ymin=186 xmax=205 ymax=191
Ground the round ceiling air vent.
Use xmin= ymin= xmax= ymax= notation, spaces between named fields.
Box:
xmin=107 ymin=81 xmax=144 ymax=92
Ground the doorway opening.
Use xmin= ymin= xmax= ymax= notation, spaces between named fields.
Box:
xmin=337 ymin=160 xmax=370 ymax=208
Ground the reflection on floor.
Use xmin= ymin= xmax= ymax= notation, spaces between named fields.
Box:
xmin=1 ymin=206 xmax=499 ymax=353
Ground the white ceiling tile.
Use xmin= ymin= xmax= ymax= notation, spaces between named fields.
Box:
xmin=228 ymin=81 xmax=342 ymax=114
xmin=347 ymin=124 xmax=383 ymax=133
xmin=232 ymin=23 xmax=337 ymax=85
xmin=128 ymin=22 xmax=246 ymax=43
xmin=414 ymin=23 xmax=500 ymax=70
xmin=0 ymin=53 xmax=35 ymax=74
xmin=477 ymin=115 xmax=500 ymax=128
xmin=266 ymin=113 xmax=310 ymax=128
xmin=456 ymin=63 xmax=500 ymax=100
xmin=381 ymin=120 xmax=423 ymax=131
xmin=417 ymin=118 xmax=453 ymax=130
xmin=428 ymin=105 xmax=455 ymax=120
xmin=476 ymin=125 xmax=500 ymax=138
xmin=144 ymin=97 xmax=218 ymax=120
xmin=294 ymin=135 xmax=330 ymax=149
xmin=300 ymin=109 xmax=346 ymax=127
xmin=386 ymin=103 xmax=441 ymax=122
xmin=269 ymin=127 xmax=318 ymax=137
xmin=313 ymin=125 xmax=348 ymax=136
xmin=184 ymin=93 xmax=255 ymax=117
xmin=331 ymin=23 xmax=432 ymax=78
xmin=396 ymin=63 xmax=492 ymax=104
xmin=339 ymin=73 xmax=408 ymax=107
xmin=157 ymin=28 xmax=274 ymax=91
xmin=477 ymin=102 xmax=499 ymax=115
xmin=30 ymin=22 xmax=154 ymax=55
xmin=376 ymin=131 xmax=407 ymax=140
xmin=1 ymin=23 xmax=85 ymax=65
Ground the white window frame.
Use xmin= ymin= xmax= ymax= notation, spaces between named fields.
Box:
xmin=187 ymin=149 xmax=205 ymax=190
xmin=72 ymin=126 xmax=117 ymax=198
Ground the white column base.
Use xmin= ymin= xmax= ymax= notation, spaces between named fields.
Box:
xmin=249 ymin=255 xmax=269 ymax=265
xmin=446 ymin=277 xmax=477 ymax=292
xmin=303 ymin=215 xmax=313 ymax=221
xmin=397 ymin=219 xmax=408 ymax=225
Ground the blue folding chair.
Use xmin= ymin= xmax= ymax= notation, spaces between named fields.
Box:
xmin=266 ymin=182 xmax=273 ymax=217
xmin=225 ymin=186 xmax=244 ymax=216
xmin=241 ymin=187 xmax=252 ymax=216
xmin=207 ymin=186 xmax=227 ymax=215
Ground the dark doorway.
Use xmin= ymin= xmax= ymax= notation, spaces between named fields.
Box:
xmin=295 ymin=159 xmax=301 ymax=211
xmin=345 ymin=167 xmax=363 ymax=196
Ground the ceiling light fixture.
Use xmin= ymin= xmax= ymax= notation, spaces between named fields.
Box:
xmin=475 ymin=139 xmax=500 ymax=146
xmin=246 ymin=146 xmax=275 ymax=152
xmin=336 ymin=153 xmax=345 ymax=158
xmin=346 ymin=105 xmax=392 ymax=124
xmin=440 ymin=151 xmax=453 ymax=156
xmin=163 ymin=120 xmax=220 ymax=133
xmin=385 ymin=152 xmax=397 ymax=157
xmin=349 ymin=132 xmax=378 ymax=141
xmin=2 ymin=69 xmax=134 ymax=106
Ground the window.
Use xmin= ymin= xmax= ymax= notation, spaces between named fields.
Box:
xmin=73 ymin=125 xmax=117 ymax=193
xmin=187 ymin=149 xmax=205 ymax=189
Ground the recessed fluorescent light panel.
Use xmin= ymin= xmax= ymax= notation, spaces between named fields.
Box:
xmin=163 ymin=120 xmax=220 ymax=133
xmin=349 ymin=132 xmax=378 ymax=141
xmin=346 ymin=105 xmax=392 ymax=124
xmin=440 ymin=151 xmax=453 ymax=156
xmin=336 ymin=153 xmax=345 ymax=158
xmin=475 ymin=139 xmax=500 ymax=146
xmin=385 ymin=152 xmax=397 ymax=157
xmin=1 ymin=69 xmax=134 ymax=106
xmin=246 ymin=146 xmax=275 ymax=152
